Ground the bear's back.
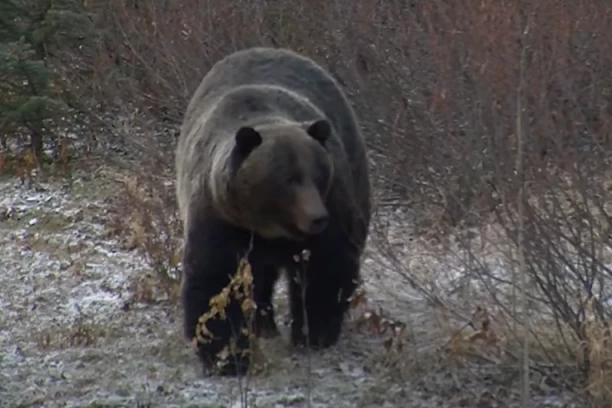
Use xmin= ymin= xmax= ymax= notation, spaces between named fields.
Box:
xmin=184 ymin=48 xmax=362 ymax=155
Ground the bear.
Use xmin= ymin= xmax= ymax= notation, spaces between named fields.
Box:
xmin=175 ymin=47 xmax=371 ymax=376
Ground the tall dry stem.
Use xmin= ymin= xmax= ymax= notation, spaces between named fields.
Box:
xmin=516 ymin=12 xmax=531 ymax=408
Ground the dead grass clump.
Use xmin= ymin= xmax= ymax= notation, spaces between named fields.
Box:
xmin=36 ymin=313 xmax=106 ymax=350
xmin=582 ymin=320 xmax=612 ymax=406
xmin=123 ymin=273 xmax=180 ymax=310
xmin=0 ymin=148 xmax=41 ymax=187
xmin=349 ymin=286 xmax=408 ymax=357
xmin=109 ymin=173 xmax=183 ymax=294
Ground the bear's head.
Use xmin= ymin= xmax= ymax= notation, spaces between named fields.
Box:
xmin=223 ymin=119 xmax=335 ymax=241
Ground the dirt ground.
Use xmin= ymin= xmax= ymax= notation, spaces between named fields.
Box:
xmin=0 ymin=163 xmax=585 ymax=408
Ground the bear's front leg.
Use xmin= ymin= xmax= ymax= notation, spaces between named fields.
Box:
xmin=288 ymin=241 xmax=360 ymax=349
xmin=252 ymin=264 xmax=281 ymax=338
xmin=181 ymin=220 xmax=253 ymax=376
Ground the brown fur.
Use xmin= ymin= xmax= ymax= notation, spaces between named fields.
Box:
xmin=206 ymin=122 xmax=334 ymax=240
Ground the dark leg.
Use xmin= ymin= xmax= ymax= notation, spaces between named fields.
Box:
xmin=289 ymin=232 xmax=361 ymax=349
xmin=288 ymin=266 xmax=306 ymax=345
xmin=181 ymin=218 xmax=253 ymax=376
xmin=252 ymin=265 xmax=280 ymax=338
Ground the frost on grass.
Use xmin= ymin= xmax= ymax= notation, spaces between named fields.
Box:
xmin=0 ymin=170 xmax=424 ymax=408
xmin=0 ymin=169 xmax=589 ymax=407
xmin=365 ymin=203 xmax=610 ymax=407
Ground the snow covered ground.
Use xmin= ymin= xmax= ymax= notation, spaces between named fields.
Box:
xmin=0 ymin=165 xmax=586 ymax=407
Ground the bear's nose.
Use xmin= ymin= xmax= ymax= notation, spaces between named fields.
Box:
xmin=308 ymin=215 xmax=329 ymax=235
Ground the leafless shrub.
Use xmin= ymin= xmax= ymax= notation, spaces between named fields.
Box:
xmin=107 ymin=169 xmax=183 ymax=296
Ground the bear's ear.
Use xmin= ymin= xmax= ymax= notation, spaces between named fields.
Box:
xmin=234 ymin=126 xmax=262 ymax=156
xmin=304 ymin=119 xmax=331 ymax=145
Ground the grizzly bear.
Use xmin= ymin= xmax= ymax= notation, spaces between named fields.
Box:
xmin=175 ymin=47 xmax=371 ymax=376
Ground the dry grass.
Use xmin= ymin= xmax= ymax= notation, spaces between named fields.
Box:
xmin=36 ymin=313 xmax=108 ymax=351
xmin=107 ymin=173 xmax=183 ymax=293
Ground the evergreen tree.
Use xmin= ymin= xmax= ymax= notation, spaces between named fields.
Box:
xmin=0 ymin=0 xmax=92 ymax=161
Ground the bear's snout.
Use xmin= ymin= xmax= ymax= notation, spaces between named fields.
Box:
xmin=307 ymin=214 xmax=329 ymax=235
xmin=294 ymin=185 xmax=329 ymax=235
xmin=296 ymin=207 xmax=329 ymax=235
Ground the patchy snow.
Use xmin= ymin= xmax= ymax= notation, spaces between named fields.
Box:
xmin=0 ymin=169 xmax=586 ymax=407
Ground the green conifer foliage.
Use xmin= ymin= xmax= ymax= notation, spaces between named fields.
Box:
xmin=0 ymin=0 xmax=91 ymax=160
